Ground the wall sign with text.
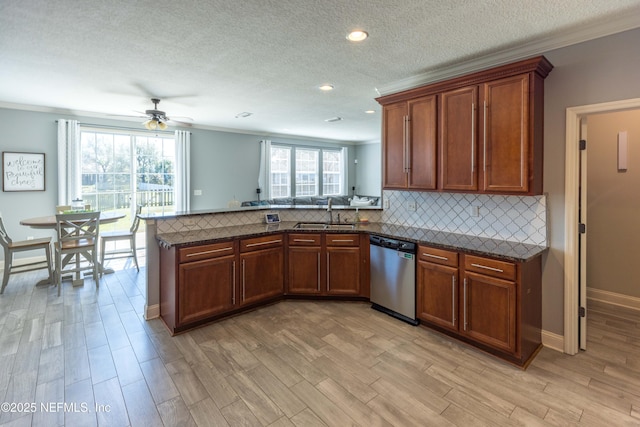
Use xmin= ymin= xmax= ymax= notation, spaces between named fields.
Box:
xmin=2 ymin=151 xmax=46 ymax=192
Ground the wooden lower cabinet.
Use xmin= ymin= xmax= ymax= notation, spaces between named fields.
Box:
xmin=417 ymin=244 xmax=542 ymax=367
xmin=287 ymin=234 xmax=322 ymax=294
xmin=461 ymin=271 xmax=516 ymax=353
xmin=178 ymin=254 xmax=236 ymax=325
xmin=160 ymin=240 xmax=238 ymax=333
xmin=287 ymin=233 xmax=365 ymax=297
xmin=240 ymin=235 xmax=285 ymax=306
xmin=417 ymin=261 xmax=458 ymax=332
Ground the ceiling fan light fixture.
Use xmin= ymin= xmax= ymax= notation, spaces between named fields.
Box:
xmin=157 ymin=121 xmax=168 ymax=130
xmin=143 ymin=119 xmax=157 ymax=130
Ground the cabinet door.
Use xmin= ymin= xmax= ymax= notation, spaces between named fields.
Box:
xmin=178 ymin=255 xmax=236 ymax=325
xmin=288 ymin=246 xmax=321 ymax=294
xmin=417 ymin=261 xmax=458 ymax=332
xmin=382 ymin=102 xmax=408 ymax=189
xmin=462 ymin=271 xmax=516 ymax=353
xmin=240 ymin=247 xmax=284 ymax=306
xmin=407 ymin=95 xmax=437 ymax=190
xmin=480 ymin=74 xmax=530 ymax=193
xmin=326 ymin=247 xmax=360 ymax=295
xmin=439 ymin=86 xmax=478 ymax=191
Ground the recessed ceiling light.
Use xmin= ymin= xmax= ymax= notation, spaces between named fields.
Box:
xmin=347 ymin=30 xmax=368 ymax=42
xmin=319 ymin=84 xmax=334 ymax=91
xmin=364 ymin=110 xmax=375 ymax=114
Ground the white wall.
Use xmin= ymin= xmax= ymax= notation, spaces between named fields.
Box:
xmin=354 ymin=143 xmax=381 ymax=197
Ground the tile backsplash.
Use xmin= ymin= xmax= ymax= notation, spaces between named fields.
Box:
xmin=382 ymin=190 xmax=547 ymax=246
xmin=156 ymin=208 xmax=382 ymax=234
xmin=155 ymin=191 xmax=546 ymax=247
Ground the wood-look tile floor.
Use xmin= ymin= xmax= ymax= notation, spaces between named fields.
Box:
xmin=1 ymin=260 xmax=640 ymax=426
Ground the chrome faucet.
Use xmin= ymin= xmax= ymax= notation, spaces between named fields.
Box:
xmin=327 ymin=197 xmax=333 ymax=223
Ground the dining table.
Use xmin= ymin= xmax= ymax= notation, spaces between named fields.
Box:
xmin=21 ymin=211 xmax=126 ymax=286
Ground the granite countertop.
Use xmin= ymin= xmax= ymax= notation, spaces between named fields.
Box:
xmin=140 ymin=204 xmax=381 ymax=220
xmin=156 ymin=221 xmax=547 ymax=262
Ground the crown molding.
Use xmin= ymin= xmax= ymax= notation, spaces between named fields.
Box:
xmin=377 ymin=11 xmax=640 ymax=96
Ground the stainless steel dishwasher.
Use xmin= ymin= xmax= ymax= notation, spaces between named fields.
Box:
xmin=369 ymin=235 xmax=418 ymax=325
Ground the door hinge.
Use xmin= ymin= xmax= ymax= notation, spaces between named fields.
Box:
xmin=579 ymin=306 xmax=586 ymax=317
xmin=579 ymin=139 xmax=586 ymax=150
xmin=579 ymin=223 xmax=586 ymax=234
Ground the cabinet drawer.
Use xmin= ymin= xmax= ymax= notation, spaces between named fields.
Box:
xmin=288 ymin=234 xmax=321 ymax=246
xmin=464 ymin=255 xmax=515 ymax=281
xmin=179 ymin=241 xmax=235 ymax=263
xmin=240 ymin=234 xmax=284 ymax=252
xmin=418 ymin=246 xmax=458 ymax=267
xmin=326 ymin=233 xmax=359 ymax=247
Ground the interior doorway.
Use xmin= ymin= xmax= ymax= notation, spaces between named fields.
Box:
xmin=564 ymin=97 xmax=640 ymax=355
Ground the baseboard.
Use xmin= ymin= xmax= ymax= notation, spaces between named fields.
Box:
xmin=541 ymin=329 xmax=564 ymax=353
xmin=145 ymin=304 xmax=160 ymax=320
xmin=587 ymin=288 xmax=640 ymax=311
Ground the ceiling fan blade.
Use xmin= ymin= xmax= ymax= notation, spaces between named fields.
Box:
xmin=168 ymin=119 xmax=193 ymax=127
xmin=168 ymin=115 xmax=194 ymax=122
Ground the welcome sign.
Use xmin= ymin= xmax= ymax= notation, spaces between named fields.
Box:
xmin=2 ymin=151 xmax=45 ymax=191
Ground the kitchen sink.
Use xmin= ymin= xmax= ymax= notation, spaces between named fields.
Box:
xmin=325 ymin=223 xmax=355 ymax=230
xmin=293 ymin=222 xmax=356 ymax=230
xmin=293 ymin=222 xmax=327 ymax=229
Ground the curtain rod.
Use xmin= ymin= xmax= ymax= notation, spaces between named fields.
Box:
xmin=54 ymin=120 xmax=191 ymax=134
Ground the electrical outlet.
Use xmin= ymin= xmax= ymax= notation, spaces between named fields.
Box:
xmin=469 ymin=205 xmax=481 ymax=217
xmin=27 ymin=236 xmax=34 ymax=240
xmin=184 ymin=218 xmax=196 ymax=228
xmin=383 ymin=199 xmax=390 ymax=209
xmin=194 ymin=189 xmax=202 ymax=196
xmin=407 ymin=201 xmax=417 ymax=212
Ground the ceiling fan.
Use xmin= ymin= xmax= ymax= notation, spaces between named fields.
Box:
xmin=139 ymin=98 xmax=192 ymax=130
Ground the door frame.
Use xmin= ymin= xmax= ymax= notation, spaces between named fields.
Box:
xmin=563 ymin=97 xmax=640 ymax=355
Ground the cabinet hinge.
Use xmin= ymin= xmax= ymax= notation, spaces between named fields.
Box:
xmin=578 ymin=223 xmax=586 ymax=234
xmin=579 ymin=306 xmax=586 ymax=317
xmin=579 ymin=139 xmax=586 ymax=150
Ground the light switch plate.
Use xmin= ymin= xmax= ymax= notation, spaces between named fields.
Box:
xmin=194 ymin=189 xmax=202 ymax=196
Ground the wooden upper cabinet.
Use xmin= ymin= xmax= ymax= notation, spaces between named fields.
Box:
xmin=408 ymin=95 xmax=437 ymax=190
xmin=382 ymin=95 xmax=437 ymax=190
xmin=377 ymin=56 xmax=552 ymax=196
xmin=479 ymin=74 xmax=531 ymax=193
xmin=382 ymin=102 xmax=409 ymax=189
xmin=439 ymin=86 xmax=478 ymax=191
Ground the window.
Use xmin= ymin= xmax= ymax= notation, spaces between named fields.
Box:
xmin=269 ymin=144 xmax=345 ymax=198
xmin=80 ymin=128 xmax=176 ymax=225
xmin=270 ymin=146 xmax=291 ymax=198
xmin=295 ymin=149 xmax=318 ymax=196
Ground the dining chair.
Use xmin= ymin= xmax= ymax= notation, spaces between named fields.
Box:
xmin=54 ymin=211 xmax=100 ymax=295
xmin=0 ymin=215 xmax=54 ymax=294
xmin=100 ymin=205 xmax=142 ymax=273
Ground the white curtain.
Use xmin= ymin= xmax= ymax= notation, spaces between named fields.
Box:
xmin=341 ymin=146 xmax=349 ymax=196
xmin=258 ymin=139 xmax=271 ymax=201
xmin=57 ymin=119 xmax=81 ymax=205
xmin=175 ymin=130 xmax=191 ymax=212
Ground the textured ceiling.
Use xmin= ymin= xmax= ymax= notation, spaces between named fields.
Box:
xmin=1 ymin=0 xmax=640 ymax=143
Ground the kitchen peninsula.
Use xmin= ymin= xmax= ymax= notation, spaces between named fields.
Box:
xmin=143 ymin=203 xmax=546 ymax=367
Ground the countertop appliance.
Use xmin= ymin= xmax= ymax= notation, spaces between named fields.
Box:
xmin=369 ymin=235 xmax=418 ymax=325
